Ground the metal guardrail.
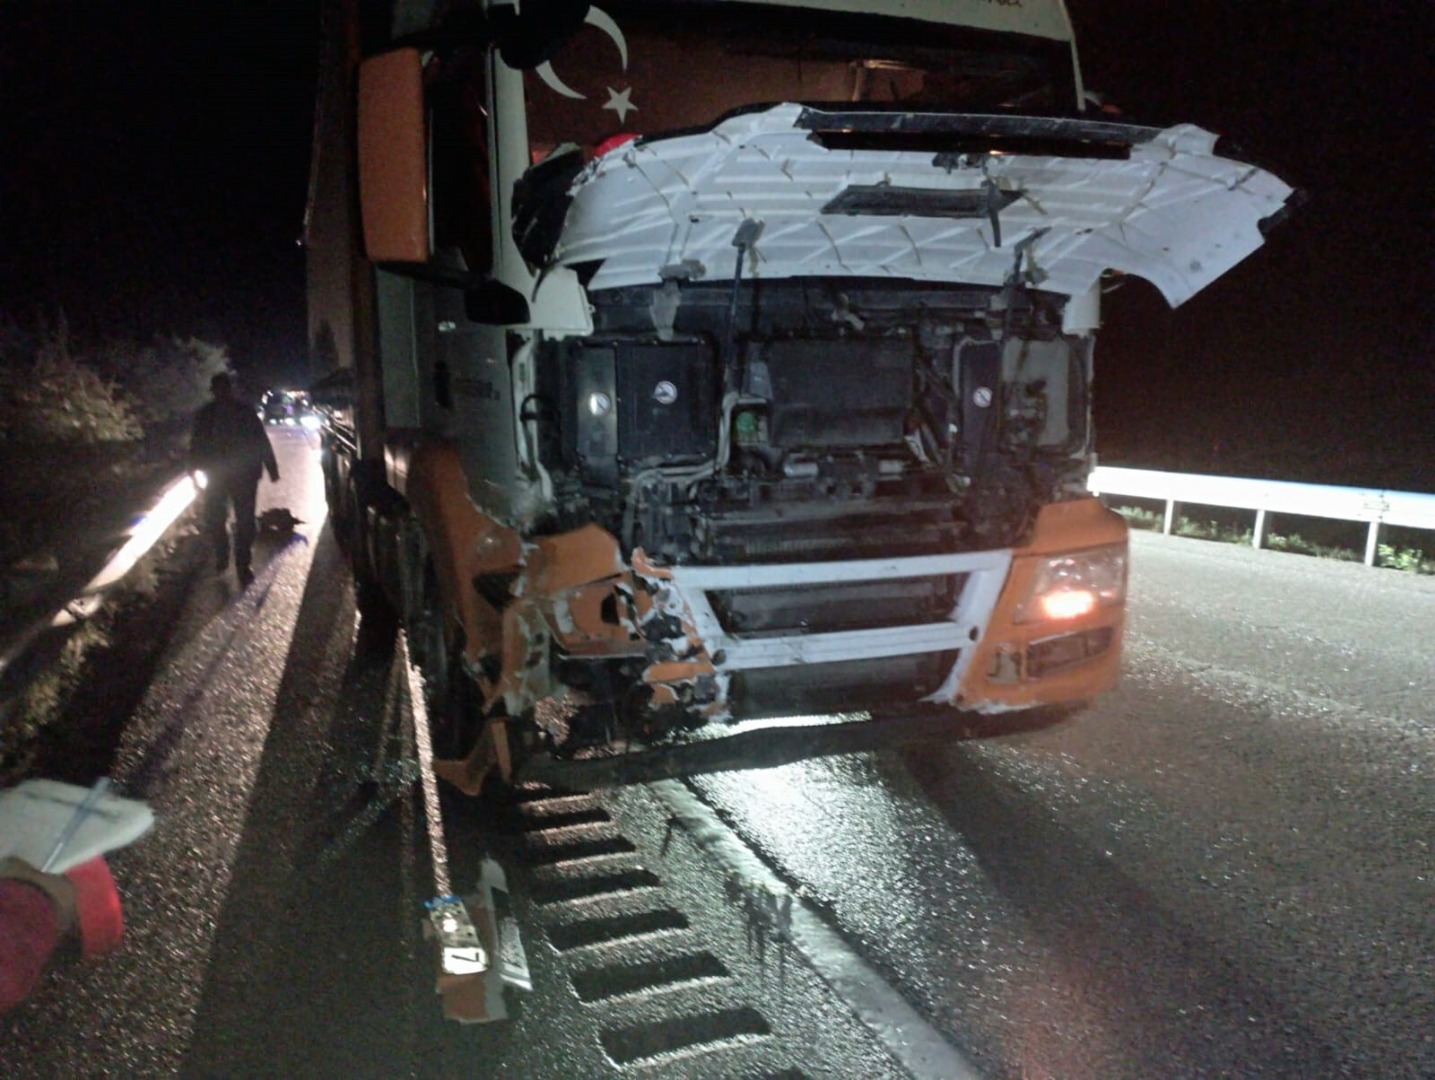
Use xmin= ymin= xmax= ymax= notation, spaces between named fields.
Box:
xmin=0 ymin=473 xmax=199 ymax=691
xmin=1089 ymin=465 xmax=1435 ymax=566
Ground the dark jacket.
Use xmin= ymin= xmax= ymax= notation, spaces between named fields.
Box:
xmin=189 ymin=398 xmax=279 ymax=483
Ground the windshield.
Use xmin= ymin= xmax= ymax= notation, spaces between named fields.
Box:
xmin=522 ymin=0 xmax=1077 ymax=159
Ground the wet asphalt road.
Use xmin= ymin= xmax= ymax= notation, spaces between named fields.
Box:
xmin=0 ymin=428 xmax=448 ymax=1076
xmin=2 ymin=433 xmax=1432 ymax=1078
xmin=695 ymin=530 xmax=1435 ymax=1078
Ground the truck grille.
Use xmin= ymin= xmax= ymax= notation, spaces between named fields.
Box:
xmin=730 ymin=650 xmax=958 ymax=717
xmin=708 ymin=574 xmax=963 ymax=637
xmin=701 ymin=515 xmax=964 ymax=565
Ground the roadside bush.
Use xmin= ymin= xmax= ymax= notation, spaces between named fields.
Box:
xmin=1114 ymin=505 xmax=1162 ymax=531
xmin=0 ymin=316 xmax=232 ymax=444
xmin=1266 ymin=531 xmax=1360 ymax=562
xmin=0 ymin=321 xmax=142 ymax=444
xmin=1376 ymin=543 xmax=1433 ymax=574
xmin=99 ymin=335 xmax=232 ymax=428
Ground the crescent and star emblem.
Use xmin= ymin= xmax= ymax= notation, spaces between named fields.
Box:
xmin=533 ymin=6 xmax=639 ymax=123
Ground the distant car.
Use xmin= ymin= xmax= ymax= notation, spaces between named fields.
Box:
xmin=260 ymin=389 xmax=314 ymax=426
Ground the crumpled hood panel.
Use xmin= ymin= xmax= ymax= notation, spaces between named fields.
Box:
xmin=553 ymin=104 xmax=1293 ymax=307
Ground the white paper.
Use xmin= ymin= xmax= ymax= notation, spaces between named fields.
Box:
xmin=0 ymin=779 xmax=154 ymax=873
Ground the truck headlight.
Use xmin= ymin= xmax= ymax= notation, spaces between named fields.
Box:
xmin=1015 ymin=543 xmax=1127 ymax=624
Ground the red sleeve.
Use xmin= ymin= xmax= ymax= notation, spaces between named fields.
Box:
xmin=0 ymin=880 xmax=62 ymax=1014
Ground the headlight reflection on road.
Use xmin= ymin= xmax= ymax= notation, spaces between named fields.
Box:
xmin=53 ymin=474 xmax=201 ymax=627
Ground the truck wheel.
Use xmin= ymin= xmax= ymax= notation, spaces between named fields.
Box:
xmin=355 ymin=575 xmax=396 ymax=627
xmin=423 ymin=626 xmax=484 ymax=764
xmin=342 ymin=475 xmax=366 ymax=564
xmin=337 ymin=470 xmax=395 ymax=627
xmin=405 ymin=556 xmax=443 ymax=672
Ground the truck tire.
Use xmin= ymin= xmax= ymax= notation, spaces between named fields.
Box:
xmin=355 ymin=575 xmax=396 ymax=626
xmin=336 ymin=469 xmax=395 ymax=626
xmin=420 ymin=620 xmax=484 ymax=764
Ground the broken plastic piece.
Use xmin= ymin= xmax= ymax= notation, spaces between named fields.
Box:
xmin=481 ymin=858 xmax=532 ymax=992
xmin=427 ymin=857 xmax=531 ymax=1023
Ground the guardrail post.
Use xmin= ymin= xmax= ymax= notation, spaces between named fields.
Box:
xmin=1163 ymin=500 xmax=1178 ymax=536
xmin=1252 ymin=508 xmax=1267 ymax=550
xmin=1364 ymin=522 xmax=1381 ymax=566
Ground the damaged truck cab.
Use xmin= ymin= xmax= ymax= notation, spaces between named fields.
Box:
xmin=307 ymin=0 xmax=1292 ymax=787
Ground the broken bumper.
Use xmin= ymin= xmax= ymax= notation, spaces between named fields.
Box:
xmin=537 ymin=498 xmax=1129 ymax=723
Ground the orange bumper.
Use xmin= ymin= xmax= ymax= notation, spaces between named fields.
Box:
xmin=954 ymin=497 xmax=1128 ymax=712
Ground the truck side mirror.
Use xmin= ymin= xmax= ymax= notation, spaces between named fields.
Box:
xmin=357 ymin=48 xmax=429 ymax=264
xmin=490 ymin=0 xmax=591 ymax=70
xmin=465 ymin=280 xmax=531 ymax=325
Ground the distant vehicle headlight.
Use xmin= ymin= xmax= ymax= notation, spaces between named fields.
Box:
xmin=299 ymin=413 xmax=322 ymax=430
xmin=1015 ymin=543 xmax=1127 ymax=624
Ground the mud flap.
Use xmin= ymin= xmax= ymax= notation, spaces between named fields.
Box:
xmin=431 ymin=717 xmax=511 ymax=795
xmin=428 ymin=858 xmax=531 ymax=1023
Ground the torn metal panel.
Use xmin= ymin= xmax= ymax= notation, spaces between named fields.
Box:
xmin=529 ymin=522 xmax=627 ymax=592
xmin=553 ymin=105 xmax=1293 ymax=306
xmin=546 ymin=578 xmax=643 ymax=654
xmin=482 ymin=523 xmax=1031 ymax=739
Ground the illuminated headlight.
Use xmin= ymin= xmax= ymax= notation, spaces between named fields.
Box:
xmin=299 ymin=413 xmax=322 ymax=430
xmin=1015 ymin=543 xmax=1127 ymax=624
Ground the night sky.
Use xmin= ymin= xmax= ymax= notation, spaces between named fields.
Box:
xmin=2 ymin=1 xmax=1430 ymax=484
xmin=1069 ymin=1 xmax=1433 ymax=487
xmin=1 ymin=1 xmax=318 ymax=387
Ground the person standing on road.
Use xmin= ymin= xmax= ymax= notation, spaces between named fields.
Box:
xmin=188 ymin=372 xmax=280 ymax=588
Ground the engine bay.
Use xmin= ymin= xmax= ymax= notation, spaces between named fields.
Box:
xmin=531 ymin=278 xmax=1093 ymax=563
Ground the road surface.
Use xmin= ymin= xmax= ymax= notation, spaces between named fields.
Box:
xmin=2 ymin=433 xmax=1430 ymax=1078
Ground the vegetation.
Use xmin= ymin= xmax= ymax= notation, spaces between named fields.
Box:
xmin=0 ymin=313 xmax=231 ymax=566
xmin=0 ymin=314 xmax=230 ymax=443
xmin=0 ymin=316 xmax=141 ymax=444
xmin=1114 ymin=504 xmax=1433 ymax=574
xmin=1375 ymin=543 xmax=1435 ymax=574
xmin=0 ymin=618 xmax=111 ymax=783
xmin=94 ymin=334 xmax=232 ymax=430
